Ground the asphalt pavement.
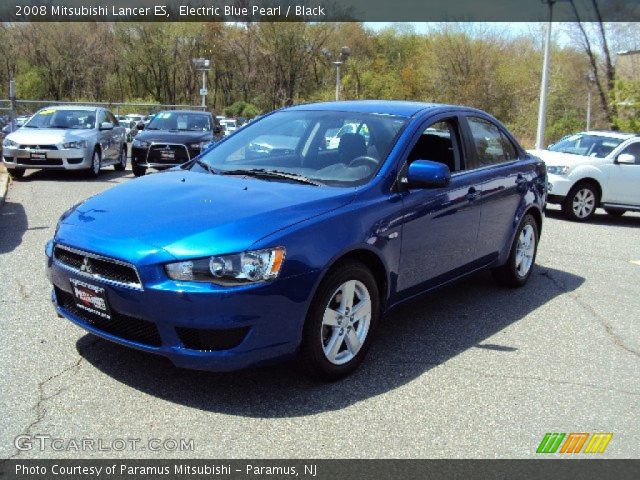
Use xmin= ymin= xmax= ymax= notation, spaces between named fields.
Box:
xmin=1 ymin=167 xmax=638 ymax=459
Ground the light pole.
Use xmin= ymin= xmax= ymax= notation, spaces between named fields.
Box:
xmin=586 ymin=72 xmax=596 ymax=130
xmin=192 ymin=58 xmax=211 ymax=108
xmin=535 ymin=0 xmax=570 ymax=149
xmin=322 ymin=46 xmax=351 ymax=101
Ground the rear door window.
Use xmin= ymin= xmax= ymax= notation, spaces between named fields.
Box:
xmin=465 ymin=116 xmax=517 ymax=169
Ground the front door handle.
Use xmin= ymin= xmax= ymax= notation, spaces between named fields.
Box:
xmin=466 ymin=187 xmax=480 ymax=202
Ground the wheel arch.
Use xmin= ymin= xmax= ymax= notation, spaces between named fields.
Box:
xmin=570 ymin=177 xmax=603 ymax=204
xmin=320 ymin=247 xmax=390 ymax=311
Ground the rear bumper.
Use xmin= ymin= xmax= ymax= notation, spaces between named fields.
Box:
xmin=3 ymin=147 xmax=90 ymax=170
xmin=46 ymin=241 xmax=319 ymax=371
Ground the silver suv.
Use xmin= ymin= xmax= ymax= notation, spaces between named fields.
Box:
xmin=2 ymin=105 xmax=127 ymax=178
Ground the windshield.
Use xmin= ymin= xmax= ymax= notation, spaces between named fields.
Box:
xmin=549 ymin=133 xmax=625 ymax=158
xmin=24 ymin=109 xmax=96 ymax=129
xmin=147 ymin=111 xmax=211 ymax=131
xmin=192 ymin=110 xmax=407 ymax=187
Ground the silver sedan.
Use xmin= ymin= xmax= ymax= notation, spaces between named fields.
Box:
xmin=2 ymin=105 xmax=127 ymax=178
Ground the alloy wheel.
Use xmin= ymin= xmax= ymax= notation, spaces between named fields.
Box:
xmin=515 ymin=224 xmax=535 ymax=277
xmin=572 ymin=188 xmax=596 ymax=219
xmin=321 ymin=279 xmax=372 ymax=365
xmin=92 ymin=151 xmax=101 ymax=175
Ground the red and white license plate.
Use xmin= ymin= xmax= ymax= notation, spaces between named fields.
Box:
xmin=30 ymin=151 xmax=47 ymax=161
xmin=70 ymin=279 xmax=111 ymax=320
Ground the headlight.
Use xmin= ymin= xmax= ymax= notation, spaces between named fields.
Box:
xmin=165 ymin=247 xmax=285 ymax=285
xmin=546 ymin=165 xmax=571 ymax=175
xmin=189 ymin=141 xmax=211 ymax=150
xmin=62 ymin=140 xmax=87 ymax=149
xmin=132 ymin=139 xmax=150 ymax=148
xmin=2 ymin=138 xmax=17 ymax=148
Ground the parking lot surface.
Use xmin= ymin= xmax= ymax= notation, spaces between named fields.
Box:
xmin=1 ymin=168 xmax=638 ymax=459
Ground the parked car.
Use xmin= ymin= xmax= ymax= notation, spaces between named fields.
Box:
xmin=46 ymin=101 xmax=546 ymax=380
xmin=220 ymin=118 xmax=238 ymax=136
xmin=2 ymin=105 xmax=127 ymax=178
xmin=2 ymin=115 xmax=30 ymax=135
xmin=130 ymin=110 xmax=219 ymax=177
xmin=529 ymin=131 xmax=640 ymax=221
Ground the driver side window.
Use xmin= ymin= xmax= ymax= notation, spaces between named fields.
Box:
xmin=619 ymin=142 xmax=640 ymax=164
xmin=405 ymin=119 xmax=461 ymax=172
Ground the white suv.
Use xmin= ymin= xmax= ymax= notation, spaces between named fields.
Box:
xmin=529 ymin=131 xmax=640 ymax=221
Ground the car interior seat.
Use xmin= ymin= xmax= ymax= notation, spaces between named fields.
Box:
xmin=408 ymin=134 xmax=455 ymax=171
xmin=338 ymin=133 xmax=367 ymax=164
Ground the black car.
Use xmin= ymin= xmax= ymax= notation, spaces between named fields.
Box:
xmin=130 ymin=110 xmax=221 ymax=177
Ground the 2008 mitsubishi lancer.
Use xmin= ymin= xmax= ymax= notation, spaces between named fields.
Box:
xmin=46 ymin=101 xmax=546 ymax=380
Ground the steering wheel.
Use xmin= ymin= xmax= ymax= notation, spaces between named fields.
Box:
xmin=348 ymin=156 xmax=378 ymax=170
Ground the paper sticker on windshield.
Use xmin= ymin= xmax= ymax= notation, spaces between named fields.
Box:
xmin=40 ymin=109 xmax=55 ymax=115
xmin=159 ymin=112 xmax=171 ymax=119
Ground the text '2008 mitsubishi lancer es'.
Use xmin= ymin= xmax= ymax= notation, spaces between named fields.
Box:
xmin=46 ymin=101 xmax=546 ymax=380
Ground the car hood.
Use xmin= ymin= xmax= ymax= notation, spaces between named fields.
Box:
xmin=7 ymin=128 xmax=95 ymax=144
xmin=527 ymin=149 xmax=597 ymax=166
xmin=136 ymin=130 xmax=212 ymax=144
xmin=57 ymin=170 xmax=356 ymax=261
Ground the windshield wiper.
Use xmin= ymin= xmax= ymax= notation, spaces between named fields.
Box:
xmin=221 ymin=168 xmax=321 ymax=186
xmin=193 ymin=158 xmax=219 ymax=175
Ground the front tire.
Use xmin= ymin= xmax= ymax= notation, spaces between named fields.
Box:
xmin=491 ymin=214 xmax=539 ymax=288
xmin=85 ymin=149 xmax=101 ymax=178
xmin=562 ymin=182 xmax=598 ymax=221
xmin=299 ymin=262 xmax=380 ymax=381
xmin=7 ymin=168 xmax=25 ymax=179
xmin=132 ymin=166 xmax=146 ymax=177
xmin=114 ymin=146 xmax=127 ymax=171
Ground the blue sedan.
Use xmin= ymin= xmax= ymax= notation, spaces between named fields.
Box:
xmin=46 ymin=101 xmax=546 ymax=380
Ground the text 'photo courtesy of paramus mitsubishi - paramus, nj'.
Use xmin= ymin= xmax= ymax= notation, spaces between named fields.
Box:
xmin=46 ymin=101 xmax=547 ymax=380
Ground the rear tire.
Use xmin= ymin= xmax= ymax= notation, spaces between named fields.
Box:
xmin=85 ymin=149 xmax=101 ymax=178
xmin=491 ymin=214 xmax=538 ymax=288
xmin=562 ymin=182 xmax=598 ymax=221
xmin=114 ymin=146 xmax=127 ymax=171
xmin=605 ymin=208 xmax=626 ymax=217
xmin=299 ymin=262 xmax=380 ymax=381
xmin=132 ymin=166 xmax=146 ymax=177
xmin=7 ymin=168 xmax=25 ymax=179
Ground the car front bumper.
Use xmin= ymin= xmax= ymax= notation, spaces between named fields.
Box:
xmin=2 ymin=147 xmax=90 ymax=170
xmin=545 ymin=173 xmax=573 ymax=200
xmin=131 ymin=144 xmax=201 ymax=169
xmin=45 ymin=240 xmax=318 ymax=371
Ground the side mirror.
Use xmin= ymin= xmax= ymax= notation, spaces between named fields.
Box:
xmin=136 ymin=123 xmax=145 ymax=131
xmin=404 ymin=159 xmax=451 ymax=189
xmin=547 ymin=144 xmax=554 ymax=150
xmin=99 ymin=121 xmax=113 ymax=130
xmin=616 ymin=153 xmax=636 ymax=165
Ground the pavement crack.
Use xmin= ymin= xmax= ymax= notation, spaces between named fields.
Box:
xmin=539 ymin=267 xmax=639 ymax=359
xmin=4 ymin=356 xmax=85 ymax=461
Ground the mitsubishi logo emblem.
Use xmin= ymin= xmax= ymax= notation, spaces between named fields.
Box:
xmin=80 ymin=257 xmax=93 ymax=274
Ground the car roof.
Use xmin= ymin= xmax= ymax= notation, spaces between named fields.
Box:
xmin=582 ymin=130 xmax=636 ymax=139
xmin=284 ymin=100 xmax=460 ymax=118
xmin=156 ymin=110 xmax=209 ymax=115
xmin=39 ymin=105 xmax=98 ymax=111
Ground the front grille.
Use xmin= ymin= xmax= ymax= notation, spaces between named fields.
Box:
xmin=17 ymin=158 xmax=63 ymax=166
xmin=54 ymin=244 xmax=142 ymax=289
xmin=147 ymin=144 xmax=190 ymax=164
xmin=176 ymin=326 xmax=250 ymax=351
xmin=55 ymin=287 xmax=161 ymax=347
xmin=19 ymin=144 xmax=58 ymax=150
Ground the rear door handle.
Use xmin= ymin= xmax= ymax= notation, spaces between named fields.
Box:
xmin=466 ymin=187 xmax=480 ymax=202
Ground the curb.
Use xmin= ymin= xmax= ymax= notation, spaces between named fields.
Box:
xmin=0 ymin=168 xmax=9 ymax=209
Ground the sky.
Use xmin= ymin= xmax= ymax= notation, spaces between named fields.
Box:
xmin=365 ymin=22 xmax=573 ymax=46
